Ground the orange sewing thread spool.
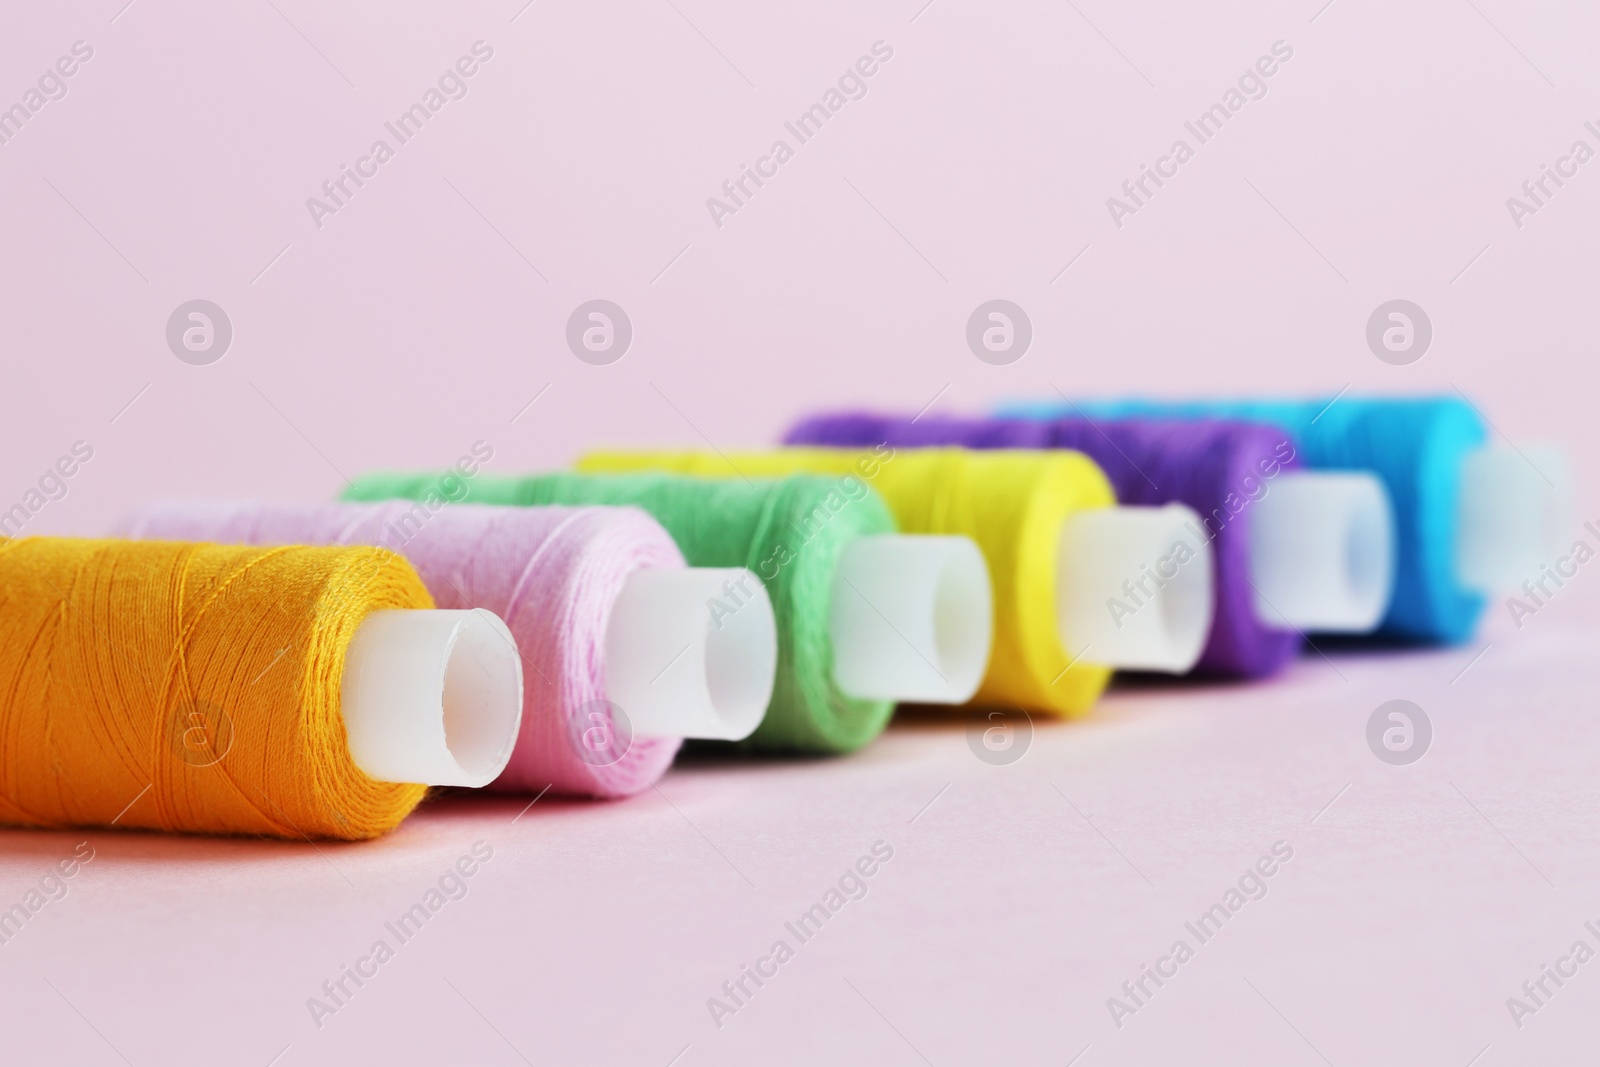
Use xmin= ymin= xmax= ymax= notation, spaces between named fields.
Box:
xmin=0 ymin=537 xmax=522 ymax=840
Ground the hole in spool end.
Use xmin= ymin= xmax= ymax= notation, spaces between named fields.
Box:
xmin=933 ymin=547 xmax=990 ymax=697
xmin=1345 ymin=491 xmax=1392 ymax=621
xmin=703 ymin=586 xmax=776 ymax=740
xmin=440 ymin=612 xmax=524 ymax=781
xmin=1157 ymin=530 xmax=1212 ymax=670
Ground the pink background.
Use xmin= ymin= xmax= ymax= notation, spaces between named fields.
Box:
xmin=2 ymin=0 xmax=1597 ymax=1063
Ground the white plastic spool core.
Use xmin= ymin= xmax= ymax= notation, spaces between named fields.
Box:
xmin=605 ymin=568 xmax=776 ymax=741
xmin=1457 ymin=444 xmax=1572 ymax=591
xmin=1056 ymin=505 xmax=1214 ymax=673
xmin=1248 ymin=472 xmax=1395 ymax=633
xmin=341 ymin=608 xmax=524 ymax=787
xmin=829 ymin=535 xmax=992 ymax=704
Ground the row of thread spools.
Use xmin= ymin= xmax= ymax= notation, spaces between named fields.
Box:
xmin=2 ymin=394 xmax=1565 ymax=840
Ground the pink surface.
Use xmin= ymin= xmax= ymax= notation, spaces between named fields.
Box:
xmin=2 ymin=0 xmax=1597 ymax=1062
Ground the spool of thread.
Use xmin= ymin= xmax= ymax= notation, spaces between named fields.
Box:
xmin=575 ymin=448 xmax=1216 ymax=714
xmin=122 ymin=501 xmax=781 ymax=799
xmin=342 ymin=471 xmax=989 ymax=753
xmin=0 ymin=537 xmax=524 ymax=839
xmin=785 ymin=413 xmax=1396 ymax=677
xmin=997 ymin=395 xmax=1548 ymax=644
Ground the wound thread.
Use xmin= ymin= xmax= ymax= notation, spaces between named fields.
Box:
xmin=0 ymin=537 xmax=432 ymax=840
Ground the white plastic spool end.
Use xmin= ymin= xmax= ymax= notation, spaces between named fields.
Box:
xmin=1057 ymin=506 xmax=1214 ymax=673
xmin=829 ymin=535 xmax=992 ymax=704
xmin=605 ymin=568 xmax=777 ymax=742
xmin=1457 ymin=445 xmax=1572 ymax=592
xmin=341 ymin=609 xmax=525 ymax=787
xmin=1248 ymin=472 xmax=1395 ymax=633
